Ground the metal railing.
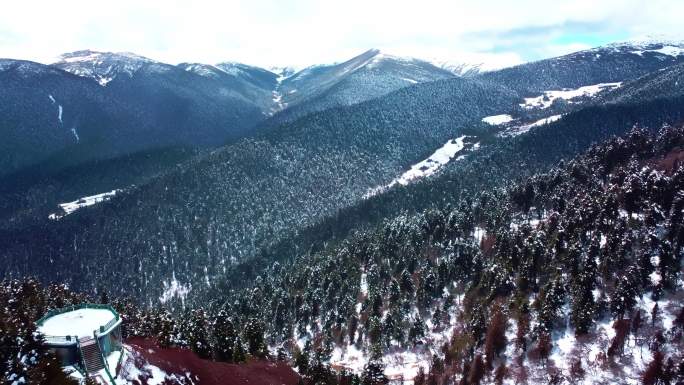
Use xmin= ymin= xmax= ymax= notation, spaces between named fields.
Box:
xmin=98 ymin=317 xmax=120 ymax=335
xmin=42 ymin=335 xmax=76 ymax=345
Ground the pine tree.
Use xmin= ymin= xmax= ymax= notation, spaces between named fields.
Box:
xmin=642 ymin=351 xmax=665 ymax=385
xmin=232 ymin=336 xmax=247 ymax=363
xmin=408 ymin=316 xmax=425 ymax=346
xmin=537 ymin=274 xmax=565 ymax=332
xmin=484 ymin=305 xmax=507 ymax=370
xmin=536 ymin=332 xmax=552 ymax=365
xmin=212 ymin=308 xmax=237 ymax=362
xmin=467 ymin=355 xmax=485 ymax=385
xmin=186 ymin=309 xmax=212 ymax=359
xmin=570 ymin=247 xmax=597 ymax=334
xmin=610 ymin=265 xmax=641 ymax=317
xmin=244 ymin=317 xmax=267 ymax=358
xmin=361 ymin=359 xmax=388 ymax=385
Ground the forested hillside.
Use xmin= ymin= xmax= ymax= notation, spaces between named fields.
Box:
xmin=0 ymin=77 xmax=518 ymax=301
xmin=479 ymin=41 xmax=684 ymax=94
xmin=224 ymin=91 xmax=684 ymax=294
xmin=7 ymin=126 xmax=683 ymax=385
xmin=0 ymin=146 xmax=199 ymax=230
xmin=215 ymin=126 xmax=684 ymax=385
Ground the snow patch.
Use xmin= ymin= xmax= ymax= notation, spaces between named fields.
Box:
xmin=500 ymin=114 xmax=563 ymax=137
xmin=631 ymin=45 xmax=684 ymax=57
xmin=364 ymin=136 xmax=476 ymax=198
xmin=360 ymin=273 xmax=368 ymax=296
xmin=473 ymin=227 xmax=486 ymax=244
xmin=49 ymin=190 xmax=119 ymax=220
xmin=116 ymin=345 xmax=174 ymax=385
xmin=482 ymin=114 xmax=514 ymax=125
xmin=98 ymin=76 xmax=113 ymax=86
xmin=70 ymin=127 xmax=80 ymax=142
xmin=57 ymin=105 xmax=63 ymax=124
xmin=520 ymin=82 xmax=622 ymax=109
xmin=392 ymin=136 xmax=467 ymax=185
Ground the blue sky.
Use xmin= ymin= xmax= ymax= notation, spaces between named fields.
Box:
xmin=0 ymin=0 xmax=682 ymax=69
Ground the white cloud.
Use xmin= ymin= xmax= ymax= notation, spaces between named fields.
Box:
xmin=0 ymin=0 xmax=683 ymax=68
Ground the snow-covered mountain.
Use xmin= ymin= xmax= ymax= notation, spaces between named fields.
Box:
xmin=430 ymin=57 xmax=522 ymax=77
xmin=0 ymin=51 xmax=269 ymax=176
xmin=268 ymin=48 xmax=456 ymax=122
xmin=53 ymin=50 xmax=166 ymax=86
xmin=268 ymin=66 xmax=299 ymax=79
xmin=480 ymin=39 xmax=684 ymax=94
xmin=279 ymin=48 xmax=454 ymax=105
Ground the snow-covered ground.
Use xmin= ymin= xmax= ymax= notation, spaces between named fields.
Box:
xmin=117 ymin=346 xmax=173 ymax=385
xmin=520 ymin=83 xmax=622 ymax=109
xmin=631 ymin=45 xmax=684 ymax=57
xmin=392 ymin=136 xmax=467 ymax=186
xmin=499 ymin=114 xmax=563 ymax=137
xmin=268 ymin=69 xmax=291 ymax=115
xmin=364 ymin=136 xmax=477 ymax=199
xmin=49 ymin=190 xmax=119 ymax=220
xmin=482 ymin=114 xmax=514 ymax=125
xmin=37 ymin=308 xmax=116 ymax=338
xmin=330 ymin=295 xmax=463 ymax=384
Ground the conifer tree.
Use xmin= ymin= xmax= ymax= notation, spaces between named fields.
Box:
xmin=244 ymin=317 xmax=267 ymax=357
xmin=212 ymin=308 xmax=237 ymax=362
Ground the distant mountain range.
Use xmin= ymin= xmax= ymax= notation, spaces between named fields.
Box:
xmin=0 ymin=48 xmax=462 ymax=176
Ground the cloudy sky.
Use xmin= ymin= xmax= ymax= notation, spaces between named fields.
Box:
xmin=1 ymin=0 xmax=683 ymax=69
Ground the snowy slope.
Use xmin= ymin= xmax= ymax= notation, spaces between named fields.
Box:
xmin=53 ymin=50 xmax=164 ymax=86
xmin=270 ymin=49 xmax=456 ymax=122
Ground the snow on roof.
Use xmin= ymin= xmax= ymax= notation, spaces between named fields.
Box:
xmin=37 ymin=308 xmax=117 ymax=339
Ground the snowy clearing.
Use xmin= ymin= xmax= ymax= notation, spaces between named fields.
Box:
xmin=364 ymin=136 xmax=476 ymax=199
xmin=48 ymin=190 xmax=119 ymax=220
xmin=37 ymin=308 xmax=116 ymax=338
xmin=631 ymin=45 xmax=684 ymax=57
xmin=520 ymin=82 xmax=622 ymax=109
xmin=393 ymin=136 xmax=467 ymax=186
xmin=482 ymin=114 xmax=514 ymax=125
xmin=500 ymin=114 xmax=563 ymax=137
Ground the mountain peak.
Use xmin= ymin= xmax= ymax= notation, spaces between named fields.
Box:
xmin=53 ymin=50 xmax=162 ymax=86
xmin=56 ymin=49 xmax=153 ymax=64
xmin=179 ymin=62 xmax=226 ymax=78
